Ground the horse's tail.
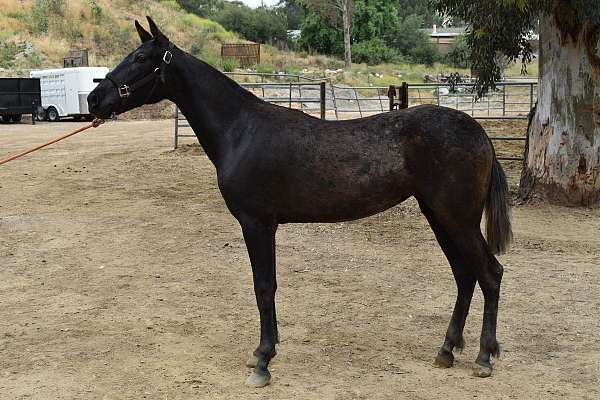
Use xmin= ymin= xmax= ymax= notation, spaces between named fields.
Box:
xmin=485 ymin=156 xmax=513 ymax=254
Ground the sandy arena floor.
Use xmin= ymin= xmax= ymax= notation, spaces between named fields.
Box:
xmin=1 ymin=120 xmax=599 ymax=399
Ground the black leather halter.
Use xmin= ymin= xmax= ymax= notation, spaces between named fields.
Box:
xmin=105 ymin=42 xmax=174 ymax=102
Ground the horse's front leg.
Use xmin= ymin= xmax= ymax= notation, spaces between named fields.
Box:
xmin=240 ymin=218 xmax=278 ymax=387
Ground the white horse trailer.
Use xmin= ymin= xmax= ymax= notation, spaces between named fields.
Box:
xmin=30 ymin=67 xmax=109 ymax=121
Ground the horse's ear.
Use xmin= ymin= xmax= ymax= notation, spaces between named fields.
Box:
xmin=146 ymin=16 xmax=169 ymax=47
xmin=135 ymin=20 xmax=152 ymax=43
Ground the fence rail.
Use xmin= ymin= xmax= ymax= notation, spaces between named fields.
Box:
xmin=174 ymin=74 xmax=536 ymax=161
xmin=174 ymin=80 xmax=327 ymax=148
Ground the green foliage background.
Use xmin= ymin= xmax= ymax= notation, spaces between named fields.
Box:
xmin=432 ymin=0 xmax=600 ymax=94
xmin=298 ymin=0 xmax=442 ymax=65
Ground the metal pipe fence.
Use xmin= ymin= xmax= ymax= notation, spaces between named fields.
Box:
xmin=174 ymin=80 xmax=327 ymax=148
xmin=175 ymin=73 xmax=537 ymax=160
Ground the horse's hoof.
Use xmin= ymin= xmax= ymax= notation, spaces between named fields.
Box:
xmin=245 ymin=369 xmax=271 ymax=388
xmin=433 ymin=351 xmax=454 ymax=368
xmin=246 ymin=353 xmax=259 ymax=368
xmin=472 ymin=362 xmax=493 ymax=378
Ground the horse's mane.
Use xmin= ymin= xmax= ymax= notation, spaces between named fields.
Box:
xmin=179 ymin=48 xmax=261 ymax=103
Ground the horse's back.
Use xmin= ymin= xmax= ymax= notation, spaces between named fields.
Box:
xmin=220 ymin=104 xmax=493 ymax=223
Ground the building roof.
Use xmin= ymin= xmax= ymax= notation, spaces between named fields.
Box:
xmin=421 ymin=26 xmax=468 ymax=37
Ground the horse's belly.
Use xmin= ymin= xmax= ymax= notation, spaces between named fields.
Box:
xmin=276 ymin=174 xmax=413 ymax=223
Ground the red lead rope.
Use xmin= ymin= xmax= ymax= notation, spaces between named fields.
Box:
xmin=0 ymin=119 xmax=105 ymax=166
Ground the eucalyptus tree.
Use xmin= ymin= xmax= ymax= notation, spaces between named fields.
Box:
xmin=435 ymin=0 xmax=600 ymax=205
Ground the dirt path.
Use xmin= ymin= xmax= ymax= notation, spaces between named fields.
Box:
xmin=1 ymin=120 xmax=599 ymax=399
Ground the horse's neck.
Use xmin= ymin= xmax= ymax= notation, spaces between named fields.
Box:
xmin=168 ymin=52 xmax=256 ymax=166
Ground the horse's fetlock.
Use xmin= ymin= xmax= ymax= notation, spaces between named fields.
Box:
xmin=454 ymin=336 xmax=466 ymax=351
xmin=256 ymin=345 xmax=276 ymax=359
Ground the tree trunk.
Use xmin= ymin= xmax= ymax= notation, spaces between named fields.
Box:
xmin=519 ymin=13 xmax=600 ymax=206
xmin=341 ymin=0 xmax=352 ymax=68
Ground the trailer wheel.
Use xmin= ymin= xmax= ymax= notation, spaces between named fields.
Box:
xmin=10 ymin=114 xmax=22 ymax=123
xmin=46 ymin=107 xmax=59 ymax=122
xmin=36 ymin=109 xmax=46 ymax=121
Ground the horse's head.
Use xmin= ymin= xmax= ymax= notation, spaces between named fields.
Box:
xmin=88 ymin=17 xmax=174 ymax=119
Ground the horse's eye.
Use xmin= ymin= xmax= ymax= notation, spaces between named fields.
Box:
xmin=135 ymin=54 xmax=146 ymax=63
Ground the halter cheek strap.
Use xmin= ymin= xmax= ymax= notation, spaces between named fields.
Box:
xmin=105 ymin=42 xmax=174 ymax=101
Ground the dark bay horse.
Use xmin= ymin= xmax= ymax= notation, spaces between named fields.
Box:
xmin=88 ymin=17 xmax=512 ymax=387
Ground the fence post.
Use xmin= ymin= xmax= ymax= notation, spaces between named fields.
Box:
xmin=388 ymin=85 xmax=396 ymax=111
xmin=329 ymin=80 xmax=339 ymax=120
xmin=354 ymin=87 xmax=363 ymax=117
xmin=400 ymin=82 xmax=408 ymax=109
xmin=529 ymin=83 xmax=534 ymax=111
xmin=502 ymin=85 xmax=506 ymax=116
xmin=377 ymin=88 xmax=384 ymax=112
xmin=298 ymin=76 xmax=303 ymax=106
xmin=289 ymin=82 xmax=292 ymax=108
xmin=320 ymin=81 xmax=326 ymax=120
xmin=174 ymin=105 xmax=179 ymax=149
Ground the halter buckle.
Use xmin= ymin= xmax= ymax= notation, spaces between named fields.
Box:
xmin=163 ymin=51 xmax=173 ymax=64
xmin=118 ymin=85 xmax=130 ymax=98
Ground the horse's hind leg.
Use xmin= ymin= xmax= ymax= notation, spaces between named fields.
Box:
xmin=445 ymin=230 xmax=502 ymax=377
xmin=471 ymin=239 xmax=503 ymax=377
xmin=418 ymin=200 xmax=503 ymax=377
xmin=418 ymin=201 xmax=476 ymax=368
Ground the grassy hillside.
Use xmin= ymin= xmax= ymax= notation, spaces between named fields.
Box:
xmin=0 ymin=1 xmax=535 ymax=84
xmin=0 ymin=0 xmax=348 ymax=76
xmin=0 ymin=0 xmax=244 ymax=72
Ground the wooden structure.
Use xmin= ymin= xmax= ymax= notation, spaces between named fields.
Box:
xmin=387 ymin=83 xmax=408 ymax=111
xmin=421 ymin=25 xmax=467 ymax=54
xmin=64 ymin=48 xmax=89 ymax=68
xmin=221 ymin=43 xmax=260 ymax=67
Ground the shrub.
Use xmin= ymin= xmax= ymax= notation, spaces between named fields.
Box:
xmin=89 ymin=1 xmax=103 ymax=21
xmin=284 ymin=65 xmax=302 ymax=75
xmin=0 ymin=41 xmax=20 ymax=68
xmin=221 ymin=57 xmax=238 ymax=72
xmin=183 ymin=13 xmax=205 ymax=28
xmin=299 ymin=10 xmax=344 ymax=56
xmin=160 ymin=0 xmax=181 ymax=12
xmin=0 ymin=41 xmax=43 ymax=68
xmin=190 ymin=41 xmax=204 ymax=57
xmin=255 ymin=63 xmax=274 ymax=74
xmin=215 ymin=4 xmax=288 ymax=45
xmin=408 ymin=41 xmax=440 ymax=67
xmin=352 ymin=39 xmax=400 ymax=65
xmin=30 ymin=0 xmax=67 ymax=34
xmin=6 ymin=11 xmax=28 ymax=22
xmin=31 ymin=2 xmax=49 ymax=33
xmin=445 ymin=35 xmax=471 ymax=68
xmin=202 ymin=54 xmax=220 ymax=67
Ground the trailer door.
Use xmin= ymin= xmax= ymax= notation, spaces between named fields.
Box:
xmin=64 ymin=70 xmax=78 ymax=115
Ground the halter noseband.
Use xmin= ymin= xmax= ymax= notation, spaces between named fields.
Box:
xmin=105 ymin=42 xmax=174 ymax=101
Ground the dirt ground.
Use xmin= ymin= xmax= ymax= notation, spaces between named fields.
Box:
xmin=1 ymin=120 xmax=599 ymax=400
